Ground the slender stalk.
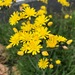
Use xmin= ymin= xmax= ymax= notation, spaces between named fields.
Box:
xmin=27 ymin=55 xmax=37 ymax=70
xmin=42 ymin=70 xmax=46 ymax=75
xmin=61 ymin=7 xmax=65 ymax=14
xmin=52 ymin=65 xmax=59 ymax=75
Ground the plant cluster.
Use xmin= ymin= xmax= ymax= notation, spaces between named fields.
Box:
xmin=6 ymin=1 xmax=73 ymax=72
xmin=0 ymin=0 xmax=74 ymax=75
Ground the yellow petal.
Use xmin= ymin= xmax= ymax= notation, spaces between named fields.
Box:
xmin=49 ymin=64 xmax=54 ymax=69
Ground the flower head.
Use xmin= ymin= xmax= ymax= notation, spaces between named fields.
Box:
xmin=24 ymin=7 xmax=36 ymax=19
xmin=58 ymin=0 xmax=70 ymax=7
xmin=64 ymin=14 xmax=69 ymax=19
xmin=49 ymin=64 xmax=54 ymax=69
xmin=0 ymin=0 xmax=12 ymax=7
xmin=9 ymin=11 xmax=20 ymax=25
xmin=38 ymin=58 xmax=49 ymax=69
xmin=55 ymin=60 xmax=61 ymax=65
xmin=47 ymin=22 xmax=53 ymax=26
xmin=35 ymin=15 xmax=49 ymax=26
xmin=46 ymin=34 xmax=58 ymax=48
xmin=17 ymin=51 xmax=24 ymax=56
xmin=66 ymin=39 xmax=73 ymax=45
xmin=42 ymin=51 xmax=49 ymax=56
xmin=9 ymin=32 xmax=20 ymax=46
xmin=27 ymin=40 xmax=42 ymax=55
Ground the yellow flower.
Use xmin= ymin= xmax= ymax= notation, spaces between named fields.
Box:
xmin=49 ymin=15 xmax=52 ymax=18
xmin=46 ymin=40 xmax=57 ymax=48
xmin=9 ymin=11 xmax=20 ymax=25
xmin=17 ymin=51 xmax=24 ymax=56
xmin=27 ymin=40 xmax=43 ymax=55
xmin=31 ymin=32 xmax=41 ymax=41
xmin=20 ymin=31 xmax=32 ymax=42
xmin=0 ymin=1 xmax=4 ymax=6
xmin=42 ymin=51 xmax=49 ymax=56
xmin=21 ymin=3 xmax=29 ymax=8
xmin=21 ymin=21 xmax=32 ymax=32
xmin=38 ymin=58 xmax=49 ymax=69
xmin=64 ymin=14 xmax=72 ymax=19
xmin=20 ymin=43 xmax=29 ymax=53
xmin=64 ymin=14 xmax=69 ymax=19
xmin=50 ymin=58 xmax=53 ymax=61
xmin=58 ymin=0 xmax=70 ymax=7
xmin=3 ymin=0 xmax=12 ymax=7
xmin=49 ymin=64 xmax=54 ymax=69
xmin=41 ymin=6 xmax=46 ymax=10
xmin=66 ymin=39 xmax=73 ymax=45
xmin=47 ymin=22 xmax=53 ymax=26
xmin=37 ymin=9 xmax=47 ymax=16
xmin=46 ymin=34 xmax=58 ymax=48
xmin=0 ymin=0 xmax=12 ymax=7
xmin=70 ymin=16 xmax=72 ymax=19
xmin=9 ymin=32 xmax=20 ymax=46
xmin=35 ymin=15 xmax=49 ymax=25
xmin=13 ymin=28 xmax=18 ymax=33
xmin=24 ymin=7 xmax=36 ymax=18
xmin=36 ymin=27 xmax=50 ymax=39
xmin=55 ymin=60 xmax=61 ymax=65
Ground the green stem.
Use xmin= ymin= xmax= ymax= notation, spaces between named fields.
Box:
xmin=61 ymin=7 xmax=65 ymax=14
xmin=52 ymin=65 xmax=59 ymax=75
xmin=27 ymin=55 xmax=37 ymax=70
xmin=42 ymin=70 xmax=45 ymax=75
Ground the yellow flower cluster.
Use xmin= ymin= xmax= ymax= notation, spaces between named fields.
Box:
xmin=7 ymin=4 xmax=51 ymax=55
xmin=7 ymin=4 xmax=72 ymax=56
xmin=57 ymin=0 xmax=70 ymax=7
xmin=7 ymin=4 xmax=73 ymax=70
xmin=38 ymin=58 xmax=61 ymax=69
xmin=0 ymin=0 xmax=13 ymax=7
xmin=64 ymin=14 xmax=72 ymax=19
xmin=9 ymin=4 xmax=48 ymax=25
